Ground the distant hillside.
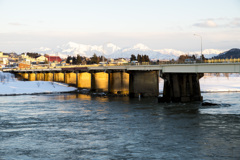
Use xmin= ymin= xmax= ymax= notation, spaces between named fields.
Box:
xmin=213 ymin=48 xmax=240 ymax=59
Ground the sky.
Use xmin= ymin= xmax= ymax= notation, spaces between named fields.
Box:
xmin=0 ymin=0 xmax=240 ymax=53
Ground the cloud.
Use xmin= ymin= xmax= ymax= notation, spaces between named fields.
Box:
xmin=8 ymin=22 xmax=25 ymax=26
xmin=229 ymin=18 xmax=240 ymax=28
xmin=193 ymin=20 xmax=217 ymax=28
xmin=194 ymin=17 xmax=240 ymax=28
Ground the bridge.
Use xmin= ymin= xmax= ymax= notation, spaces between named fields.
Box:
xmin=3 ymin=63 xmax=240 ymax=102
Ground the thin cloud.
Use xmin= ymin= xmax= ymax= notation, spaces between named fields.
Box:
xmin=193 ymin=20 xmax=217 ymax=28
xmin=229 ymin=18 xmax=240 ymax=28
xmin=194 ymin=17 xmax=240 ymax=28
xmin=8 ymin=22 xmax=26 ymax=26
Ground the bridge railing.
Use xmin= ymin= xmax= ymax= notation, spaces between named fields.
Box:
xmin=204 ymin=58 xmax=240 ymax=63
xmin=2 ymin=58 xmax=240 ymax=72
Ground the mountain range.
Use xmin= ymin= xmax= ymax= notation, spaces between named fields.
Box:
xmin=35 ymin=42 xmax=226 ymax=60
xmin=213 ymin=48 xmax=240 ymax=59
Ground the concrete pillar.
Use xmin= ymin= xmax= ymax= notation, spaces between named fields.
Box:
xmin=159 ymin=73 xmax=204 ymax=102
xmin=77 ymin=72 xmax=91 ymax=89
xmin=129 ymin=71 xmax=159 ymax=97
xmin=28 ymin=72 xmax=36 ymax=81
xmin=22 ymin=73 xmax=29 ymax=80
xmin=172 ymin=74 xmax=180 ymax=100
xmin=64 ymin=72 xmax=76 ymax=85
xmin=91 ymin=72 xmax=109 ymax=92
xmin=54 ymin=72 xmax=64 ymax=82
xmin=36 ymin=73 xmax=45 ymax=81
xmin=108 ymin=72 xmax=129 ymax=95
xmin=44 ymin=72 xmax=53 ymax=81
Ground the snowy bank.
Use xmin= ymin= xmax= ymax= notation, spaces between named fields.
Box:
xmin=159 ymin=74 xmax=240 ymax=93
xmin=200 ymin=76 xmax=240 ymax=92
xmin=0 ymin=71 xmax=77 ymax=95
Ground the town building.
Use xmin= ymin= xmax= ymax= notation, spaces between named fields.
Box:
xmin=0 ymin=52 xmax=9 ymax=67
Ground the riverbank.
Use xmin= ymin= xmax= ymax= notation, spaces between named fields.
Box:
xmin=159 ymin=74 xmax=240 ymax=93
xmin=0 ymin=81 xmax=77 ymax=96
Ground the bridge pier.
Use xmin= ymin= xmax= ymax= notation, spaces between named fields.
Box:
xmin=108 ymin=72 xmax=129 ymax=95
xmin=54 ymin=72 xmax=64 ymax=82
xmin=91 ymin=72 xmax=109 ymax=92
xmin=36 ymin=72 xmax=45 ymax=81
xmin=159 ymin=73 xmax=203 ymax=102
xmin=129 ymin=71 xmax=159 ymax=97
xmin=28 ymin=72 xmax=36 ymax=81
xmin=64 ymin=72 xmax=76 ymax=86
xmin=22 ymin=72 xmax=29 ymax=80
xmin=44 ymin=72 xmax=54 ymax=81
xmin=77 ymin=72 xmax=91 ymax=89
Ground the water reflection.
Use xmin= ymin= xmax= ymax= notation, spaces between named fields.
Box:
xmin=50 ymin=93 xmax=132 ymax=104
xmin=51 ymin=94 xmax=92 ymax=101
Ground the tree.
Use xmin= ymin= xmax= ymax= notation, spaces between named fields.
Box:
xmin=192 ymin=54 xmax=197 ymax=60
xmin=144 ymin=55 xmax=150 ymax=62
xmin=26 ymin=52 xmax=39 ymax=58
xmin=130 ymin=54 xmax=136 ymax=61
xmin=100 ymin=55 xmax=107 ymax=62
xmin=200 ymin=54 xmax=206 ymax=61
xmin=91 ymin=53 xmax=99 ymax=64
xmin=178 ymin=54 xmax=190 ymax=63
xmin=66 ymin=56 xmax=72 ymax=64
xmin=76 ymin=54 xmax=82 ymax=64
xmin=137 ymin=54 xmax=142 ymax=63
xmin=72 ymin=56 xmax=77 ymax=64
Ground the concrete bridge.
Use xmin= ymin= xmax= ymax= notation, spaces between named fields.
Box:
xmin=3 ymin=63 xmax=240 ymax=102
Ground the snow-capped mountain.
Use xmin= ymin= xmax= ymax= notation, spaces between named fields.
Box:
xmin=56 ymin=42 xmax=121 ymax=57
xmin=36 ymin=42 xmax=121 ymax=58
xmin=189 ymin=49 xmax=225 ymax=59
xmin=107 ymin=44 xmax=179 ymax=60
xmin=35 ymin=42 xmax=224 ymax=60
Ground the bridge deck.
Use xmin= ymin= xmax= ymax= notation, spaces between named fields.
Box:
xmin=3 ymin=63 xmax=240 ymax=73
xmin=86 ymin=63 xmax=240 ymax=73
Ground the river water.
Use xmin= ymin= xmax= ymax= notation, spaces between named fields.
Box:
xmin=0 ymin=92 xmax=240 ymax=160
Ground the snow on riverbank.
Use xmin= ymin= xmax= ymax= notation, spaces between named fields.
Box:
xmin=0 ymin=71 xmax=77 ymax=95
xmin=159 ymin=74 xmax=240 ymax=93
xmin=200 ymin=75 xmax=240 ymax=92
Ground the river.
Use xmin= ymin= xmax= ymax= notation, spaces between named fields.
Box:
xmin=0 ymin=92 xmax=240 ymax=159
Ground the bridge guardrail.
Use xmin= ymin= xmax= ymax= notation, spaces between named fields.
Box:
xmin=2 ymin=60 xmax=240 ymax=73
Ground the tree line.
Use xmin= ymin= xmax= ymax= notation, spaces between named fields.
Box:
xmin=130 ymin=54 xmax=150 ymax=62
xmin=66 ymin=53 xmax=107 ymax=65
xmin=177 ymin=54 xmax=206 ymax=63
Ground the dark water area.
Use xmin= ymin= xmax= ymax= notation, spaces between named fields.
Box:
xmin=0 ymin=92 xmax=240 ymax=160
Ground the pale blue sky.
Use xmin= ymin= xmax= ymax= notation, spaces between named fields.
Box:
xmin=0 ymin=0 xmax=239 ymax=53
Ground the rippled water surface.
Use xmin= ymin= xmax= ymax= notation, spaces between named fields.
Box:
xmin=0 ymin=93 xmax=240 ymax=159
